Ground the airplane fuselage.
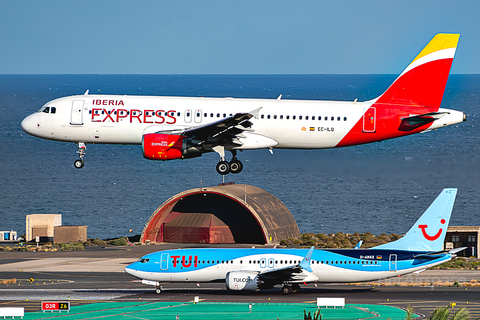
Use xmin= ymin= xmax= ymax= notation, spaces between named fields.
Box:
xmin=125 ymin=247 xmax=452 ymax=285
xmin=21 ymin=94 xmax=465 ymax=149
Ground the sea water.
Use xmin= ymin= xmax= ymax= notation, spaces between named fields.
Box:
xmin=0 ymin=74 xmax=479 ymax=239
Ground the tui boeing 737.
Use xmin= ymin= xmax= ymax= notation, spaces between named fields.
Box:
xmin=21 ymin=34 xmax=465 ymax=175
xmin=125 ymin=188 xmax=464 ymax=294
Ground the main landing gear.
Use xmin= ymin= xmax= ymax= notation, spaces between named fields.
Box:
xmin=281 ymin=283 xmax=301 ymax=295
xmin=155 ymin=287 xmax=162 ymax=294
xmin=74 ymin=142 xmax=86 ymax=169
xmin=214 ymin=147 xmax=243 ymax=175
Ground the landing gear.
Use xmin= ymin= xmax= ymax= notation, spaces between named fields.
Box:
xmin=74 ymin=142 xmax=86 ymax=169
xmin=74 ymin=159 xmax=84 ymax=169
xmin=213 ymin=146 xmax=244 ymax=175
xmin=281 ymin=284 xmax=300 ymax=295
xmin=282 ymin=285 xmax=292 ymax=295
xmin=291 ymin=283 xmax=301 ymax=294
xmin=216 ymin=161 xmax=230 ymax=175
xmin=229 ymin=158 xmax=243 ymax=174
xmin=155 ymin=287 xmax=162 ymax=294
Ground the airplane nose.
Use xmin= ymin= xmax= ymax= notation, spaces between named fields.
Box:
xmin=21 ymin=115 xmax=34 ymax=133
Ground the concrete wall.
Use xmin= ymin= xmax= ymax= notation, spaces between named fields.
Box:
xmin=54 ymin=226 xmax=87 ymax=243
xmin=26 ymin=214 xmax=62 ymax=242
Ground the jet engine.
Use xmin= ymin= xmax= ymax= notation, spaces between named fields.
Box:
xmin=225 ymin=271 xmax=261 ymax=291
xmin=142 ymin=133 xmax=202 ymax=160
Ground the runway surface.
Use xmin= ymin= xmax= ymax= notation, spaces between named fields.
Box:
xmin=1 ymin=244 xmax=480 ymax=318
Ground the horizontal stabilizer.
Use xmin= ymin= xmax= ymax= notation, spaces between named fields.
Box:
xmin=399 ymin=112 xmax=450 ymax=131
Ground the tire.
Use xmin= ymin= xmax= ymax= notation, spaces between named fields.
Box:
xmin=74 ymin=159 xmax=84 ymax=169
xmin=281 ymin=286 xmax=292 ymax=295
xmin=291 ymin=284 xmax=301 ymax=293
xmin=155 ymin=287 xmax=162 ymax=294
xmin=229 ymin=160 xmax=243 ymax=174
xmin=216 ymin=161 xmax=230 ymax=175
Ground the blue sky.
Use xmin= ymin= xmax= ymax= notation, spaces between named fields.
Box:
xmin=1 ymin=0 xmax=479 ymax=74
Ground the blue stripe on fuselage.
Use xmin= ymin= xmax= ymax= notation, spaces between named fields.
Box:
xmin=126 ymin=248 xmax=449 ymax=274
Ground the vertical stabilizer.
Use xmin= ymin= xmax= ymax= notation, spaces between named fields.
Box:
xmin=374 ymin=34 xmax=460 ymax=108
xmin=374 ymin=188 xmax=457 ymax=251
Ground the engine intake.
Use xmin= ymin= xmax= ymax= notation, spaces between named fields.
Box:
xmin=142 ymin=133 xmax=202 ymax=160
xmin=226 ymin=271 xmax=261 ymax=291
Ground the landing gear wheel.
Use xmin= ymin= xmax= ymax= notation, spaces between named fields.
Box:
xmin=74 ymin=159 xmax=84 ymax=169
xmin=216 ymin=161 xmax=230 ymax=175
xmin=155 ymin=287 xmax=162 ymax=294
xmin=281 ymin=285 xmax=292 ymax=295
xmin=229 ymin=159 xmax=243 ymax=174
xmin=291 ymin=284 xmax=301 ymax=294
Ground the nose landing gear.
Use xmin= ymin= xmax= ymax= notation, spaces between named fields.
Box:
xmin=74 ymin=142 xmax=86 ymax=169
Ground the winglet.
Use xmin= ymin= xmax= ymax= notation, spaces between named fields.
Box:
xmin=249 ymin=107 xmax=262 ymax=119
xmin=354 ymin=240 xmax=363 ymax=249
xmin=299 ymin=246 xmax=314 ymax=272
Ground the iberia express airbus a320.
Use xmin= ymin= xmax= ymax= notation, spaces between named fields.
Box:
xmin=21 ymin=34 xmax=465 ymax=175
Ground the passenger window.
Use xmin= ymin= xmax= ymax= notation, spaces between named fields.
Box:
xmin=293 ymin=115 xmax=296 ymax=120
xmin=273 ymin=115 xmax=277 ymax=119
xmin=280 ymin=115 xmax=283 ymax=119
xmin=305 ymin=116 xmax=309 ymax=120
xmin=337 ymin=117 xmax=341 ymax=121
xmin=312 ymin=116 xmax=315 ymax=120
xmin=286 ymin=115 xmax=290 ymax=120
xmin=261 ymin=114 xmax=265 ymax=119
xmin=217 ymin=113 xmax=220 ymax=117
xmin=344 ymin=117 xmax=347 ymax=121
xmin=299 ymin=116 xmax=302 ymax=120
xmin=331 ymin=116 xmax=334 ymax=121
xmin=267 ymin=115 xmax=271 ymax=119
xmin=325 ymin=116 xmax=328 ymax=120
xmin=223 ymin=113 xmax=226 ymax=117
xmin=210 ymin=113 xmax=214 ymax=117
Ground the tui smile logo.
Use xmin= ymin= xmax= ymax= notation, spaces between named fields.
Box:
xmin=418 ymin=219 xmax=446 ymax=241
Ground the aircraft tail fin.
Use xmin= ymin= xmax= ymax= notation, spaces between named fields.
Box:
xmin=374 ymin=33 xmax=460 ymax=109
xmin=373 ymin=188 xmax=457 ymax=252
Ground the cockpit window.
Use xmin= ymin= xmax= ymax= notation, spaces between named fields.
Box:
xmin=39 ymin=105 xmax=56 ymax=114
xmin=138 ymin=258 xmax=150 ymax=263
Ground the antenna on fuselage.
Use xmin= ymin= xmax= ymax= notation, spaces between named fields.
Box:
xmin=84 ymin=90 xmax=89 ymax=95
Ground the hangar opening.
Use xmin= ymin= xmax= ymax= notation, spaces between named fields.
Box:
xmin=141 ymin=184 xmax=300 ymax=245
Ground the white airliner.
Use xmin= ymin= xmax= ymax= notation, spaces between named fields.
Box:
xmin=21 ymin=34 xmax=465 ymax=175
xmin=125 ymin=189 xmax=464 ymax=294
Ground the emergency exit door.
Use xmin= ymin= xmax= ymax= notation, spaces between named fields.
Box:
xmin=363 ymin=107 xmax=376 ymax=132
xmin=70 ymin=100 xmax=84 ymax=125
xmin=161 ymin=253 xmax=169 ymax=270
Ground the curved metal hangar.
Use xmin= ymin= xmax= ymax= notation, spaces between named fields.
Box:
xmin=141 ymin=184 xmax=300 ymax=245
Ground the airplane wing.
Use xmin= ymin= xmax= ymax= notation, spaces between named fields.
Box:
xmin=257 ymin=247 xmax=314 ymax=283
xmin=413 ymin=247 xmax=467 ymax=259
xmin=177 ymin=108 xmax=261 ymax=146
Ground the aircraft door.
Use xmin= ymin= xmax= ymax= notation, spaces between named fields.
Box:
xmin=268 ymin=258 xmax=274 ymax=268
xmin=70 ymin=100 xmax=84 ymax=125
xmin=260 ymin=258 xmax=266 ymax=268
xmin=185 ymin=109 xmax=192 ymax=123
xmin=161 ymin=253 xmax=169 ymax=270
xmin=194 ymin=109 xmax=202 ymax=123
xmin=389 ymin=254 xmax=397 ymax=271
xmin=362 ymin=107 xmax=376 ymax=132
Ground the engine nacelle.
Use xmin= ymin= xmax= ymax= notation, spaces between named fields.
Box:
xmin=142 ymin=133 xmax=202 ymax=160
xmin=226 ymin=271 xmax=261 ymax=291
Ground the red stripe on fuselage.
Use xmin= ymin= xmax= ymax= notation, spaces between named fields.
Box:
xmin=336 ymin=58 xmax=453 ymax=148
